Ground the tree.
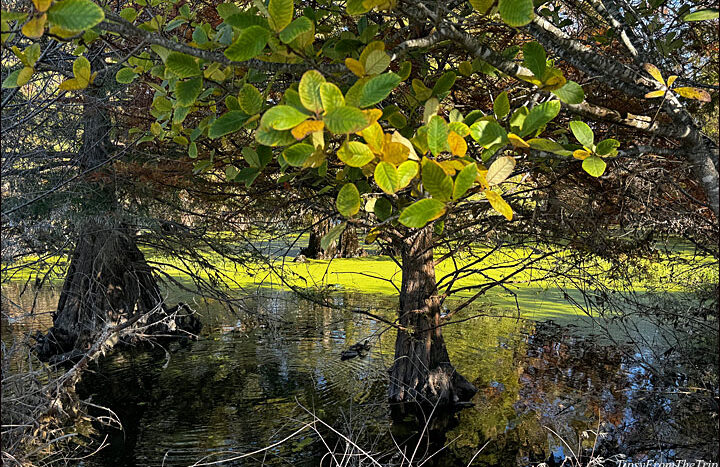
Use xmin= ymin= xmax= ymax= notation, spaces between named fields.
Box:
xmin=2 ymin=0 xmax=717 ymax=405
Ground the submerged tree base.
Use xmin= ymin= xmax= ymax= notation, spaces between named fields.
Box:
xmin=34 ymin=224 xmax=201 ymax=363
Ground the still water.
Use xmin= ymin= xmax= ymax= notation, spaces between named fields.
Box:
xmin=2 ymin=283 xmax=716 ymax=466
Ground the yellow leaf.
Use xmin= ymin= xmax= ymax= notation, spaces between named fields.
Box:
xmin=391 ymin=131 xmax=418 ymax=160
xmin=517 ymin=73 xmax=543 ymax=87
xmin=666 ymin=75 xmax=678 ymax=88
xmin=485 ymin=190 xmax=513 ymax=220
xmin=573 ymin=149 xmax=592 ymax=160
xmin=439 ymin=160 xmax=457 ymax=176
xmin=17 ymin=66 xmax=34 ymax=86
xmin=311 ymin=130 xmax=324 ymax=149
xmin=365 ymin=227 xmax=381 ymax=244
xmin=540 ymin=71 xmax=566 ymax=91
xmin=32 ymin=0 xmax=52 ymax=12
xmin=48 ymin=24 xmax=77 ymax=38
xmin=477 ymin=170 xmax=489 ymax=190
xmin=345 ymin=58 xmax=365 ymax=77
xmin=508 ymin=133 xmax=530 ymax=148
xmin=447 ymin=131 xmax=467 ymax=157
xmin=22 ymin=14 xmax=46 ymax=38
xmin=291 ymin=120 xmax=324 ymax=140
xmin=643 ymin=63 xmax=665 ymax=85
xmin=644 ymin=89 xmax=666 ymax=98
xmin=73 ymin=57 xmax=91 ymax=86
xmin=673 ymin=87 xmax=711 ymax=102
xmin=381 ymin=140 xmax=409 ymax=164
xmin=359 ymin=122 xmax=384 ymax=153
xmin=59 ymin=78 xmax=86 ymax=90
xmin=362 ymin=108 xmax=382 ymax=126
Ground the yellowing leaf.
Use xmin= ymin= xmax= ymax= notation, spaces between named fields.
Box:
xmin=362 ymin=108 xmax=382 ymax=125
xmin=573 ymin=149 xmax=592 ymax=161
xmin=539 ymin=69 xmax=566 ymax=91
xmin=17 ymin=66 xmax=34 ymax=86
xmin=447 ymin=131 xmax=467 ymax=157
xmin=360 ymin=122 xmax=384 ymax=153
xmin=391 ymin=131 xmax=418 ymax=160
xmin=32 ymin=0 xmax=52 ymax=12
xmin=72 ymin=56 xmax=91 ymax=85
xmin=673 ymin=87 xmax=712 ymax=102
xmin=381 ymin=140 xmax=409 ymax=164
xmin=644 ymin=89 xmax=666 ymax=98
xmin=59 ymin=77 xmax=86 ymax=90
xmin=644 ymin=63 xmax=665 ymax=85
xmin=359 ymin=41 xmax=385 ymax=68
xmin=439 ymin=160 xmax=458 ymax=176
xmin=573 ymin=149 xmax=592 ymax=160
xmin=667 ymin=75 xmax=678 ymax=87
xmin=485 ymin=190 xmax=513 ymax=220
xmin=508 ymin=133 xmax=529 ymax=148
xmin=345 ymin=57 xmax=365 ymax=77
xmin=291 ymin=120 xmax=324 ymax=140
xmin=22 ymin=14 xmax=46 ymax=38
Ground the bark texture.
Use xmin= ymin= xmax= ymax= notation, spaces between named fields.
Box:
xmin=388 ymin=227 xmax=477 ymax=406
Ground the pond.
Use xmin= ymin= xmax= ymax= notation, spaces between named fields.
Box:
xmin=1 ymin=281 xmax=717 ymax=466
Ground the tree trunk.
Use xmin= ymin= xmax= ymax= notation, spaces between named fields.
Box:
xmin=336 ymin=225 xmax=363 ymax=258
xmin=35 ymin=65 xmax=200 ymax=361
xmin=299 ymin=218 xmax=331 ymax=259
xmin=388 ymin=227 xmax=477 ymax=407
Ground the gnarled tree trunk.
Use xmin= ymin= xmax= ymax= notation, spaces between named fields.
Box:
xmin=388 ymin=227 xmax=476 ymax=407
xmin=35 ymin=68 xmax=199 ymax=361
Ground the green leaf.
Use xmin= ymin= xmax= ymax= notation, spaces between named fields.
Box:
xmin=282 ymin=143 xmax=314 ymax=166
xmin=427 ymin=115 xmax=449 ymax=156
xmin=569 ymin=121 xmax=594 ymax=148
xmin=115 ymin=67 xmax=138 ymax=84
xmin=470 ymin=120 xmax=508 ymax=148
xmin=520 ymin=100 xmax=561 ymax=137
xmin=336 ymin=183 xmax=361 ymax=217
xmin=582 ymin=155 xmax=606 ymax=177
xmin=373 ymin=197 xmax=392 ymax=221
xmin=432 ymin=71 xmax=456 ymax=97
xmin=683 ymin=9 xmax=719 ymax=21
xmin=166 ymin=52 xmax=201 ymax=78
xmin=453 ymin=162 xmax=477 ymax=199
xmin=527 ymin=138 xmax=572 ymax=156
xmin=224 ymin=25 xmax=270 ymax=61
xmin=324 ymin=106 xmax=369 ymax=134
xmin=298 ymin=70 xmax=325 ymax=113
xmin=175 ymin=77 xmax=203 ymax=107
xmin=225 ymin=13 xmax=269 ymax=29
xmin=2 ymin=69 xmax=20 ymax=89
xmin=321 ymin=222 xmax=347 ymax=250
xmin=422 ymin=158 xmax=453 ymax=201
xmin=412 ymin=79 xmax=432 ymax=101
xmin=359 ymin=72 xmax=401 ymax=108
xmin=374 ymin=161 xmax=400 ymax=194
xmin=551 ymin=81 xmax=584 ymax=104
xmin=522 ymin=41 xmax=546 ymax=79
xmin=239 ymin=84 xmax=263 ymax=115
xmin=398 ymin=199 xmax=446 ymax=228
xmin=493 ymin=91 xmax=510 ymax=119
xmin=596 ymin=138 xmax=620 ymax=156
xmin=498 ymin=0 xmax=534 ymax=26
xmin=47 ymin=0 xmax=104 ymax=31
xmin=261 ymin=105 xmax=310 ymax=130
xmin=363 ymin=50 xmax=390 ymax=75
xmin=256 ymin=125 xmax=296 ymax=146
xmin=268 ymin=0 xmax=293 ymax=32
xmin=397 ymin=160 xmax=419 ymax=189
xmin=319 ymin=82 xmax=345 ymax=113
xmin=470 ymin=0 xmax=494 ymax=14
xmin=279 ymin=16 xmax=312 ymax=43
xmin=209 ymin=111 xmax=249 ymax=138
xmin=338 ymin=141 xmax=374 ymax=167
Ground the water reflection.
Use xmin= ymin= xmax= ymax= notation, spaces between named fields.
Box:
xmin=2 ymin=285 xmax=716 ymax=466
